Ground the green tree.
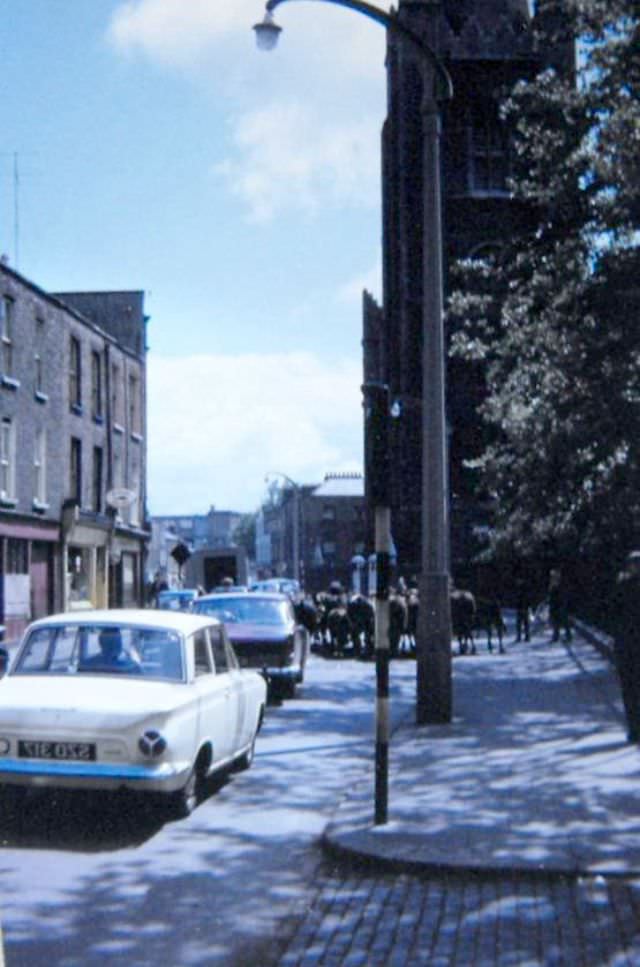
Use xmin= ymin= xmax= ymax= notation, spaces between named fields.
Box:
xmin=449 ymin=0 xmax=640 ymax=565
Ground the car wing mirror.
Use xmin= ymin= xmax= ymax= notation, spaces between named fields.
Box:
xmin=0 ymin=647 xmax=9 ymax=678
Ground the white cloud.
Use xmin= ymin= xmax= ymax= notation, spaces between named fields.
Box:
xmin=107 ymin=0 xmax=258 ymax=66
xmin=108 ymin=1 xmax=386 ymax=221
xmin=215 ymin=101 xmax=380 ymax=221
xmin=147 ymin=351 xmax=363 ymax=514
xmin=108 ymin=0 xmax=386 ymax=81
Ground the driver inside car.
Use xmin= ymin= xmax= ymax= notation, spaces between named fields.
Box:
xmin=81 ymin=628 xmax=142 ymax=673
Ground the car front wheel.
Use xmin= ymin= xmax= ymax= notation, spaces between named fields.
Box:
xmin=169 ymin=765 xmax=200 ymax=819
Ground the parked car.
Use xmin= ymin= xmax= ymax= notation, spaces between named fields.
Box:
xmin=0 ymin=609 xmax=267 ymax=818
xmin=250 ymin=578 xmax=300 ymax=598
xmin=192 ymin=591 xmax=309 ymax=698
xmin=155 ymin=588 xmax=200 ymax=611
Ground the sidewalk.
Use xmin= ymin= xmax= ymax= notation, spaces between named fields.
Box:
xmin=323 ymin=625 xmax=640 ymax=878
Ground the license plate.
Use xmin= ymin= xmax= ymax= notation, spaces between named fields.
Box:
xmin=18 ymin=740 xmax=96 ymax=761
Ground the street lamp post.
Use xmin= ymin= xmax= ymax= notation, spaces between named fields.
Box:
xmin=265 ymin=472 xmax=301 ymax=584
xmin=254 ymin=0 xmax=453 ymax=724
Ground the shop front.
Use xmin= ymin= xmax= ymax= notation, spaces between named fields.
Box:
xmin=0 ymin=518 xmax=59 ymax=642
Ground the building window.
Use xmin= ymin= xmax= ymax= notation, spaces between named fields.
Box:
xmin=34 ymin=317 xmax=46 ymax=397
xmin=34 ymin=427 xmax=47 ymax=504
xmin=128 ymin=372 xmax=141 ymax=436
xmin=70 ymin=437 xmax=82 ymax=505
xmin=69 ymin=336 xmax=82 ymax=410
xmin=92 ymin=446 xmax=103 ymax=513
xmin=1 ymin=296 xmax=14 ymax=377
xmin=112 ymin=434 xmax=123 ymax=489
xmin=129 ymin=459 xmax=140 ymax=525
xmin=91 ymin=350 xmax=103 ymax=421
xmin=0 ymin=417 xmax=16 ymax=501
xmin=111 ymin=362 xmax=123 ymax=426
xmin=470 ymin=102 xmax=510 ymax=194
xmin=322 ymin=505 xmax=336 ymax=521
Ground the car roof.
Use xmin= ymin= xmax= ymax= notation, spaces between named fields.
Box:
xmin=26 ymin=609 xmax=221 ymax=634
xmin=197 ymin=591 xmax=288 ymax=602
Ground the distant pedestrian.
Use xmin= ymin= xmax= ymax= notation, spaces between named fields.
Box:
xmin=514 ymin=571 xmax=533 ymax=643
xmin=548 ymin=569 xmax=571 ymax=643
xmin=611 ymin=550 xmax=640 ymax=743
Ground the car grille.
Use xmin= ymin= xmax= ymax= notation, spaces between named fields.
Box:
xmin=232 ymin=640 xmax=292 ymax=669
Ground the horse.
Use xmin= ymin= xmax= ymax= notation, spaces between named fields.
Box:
xmin=348 ymin=594 xmax=375 ymax=659
xmin=450 ymin=588 xmax=476 ymax=655
xmin=475 ymin=595 xmax=506 ymax=654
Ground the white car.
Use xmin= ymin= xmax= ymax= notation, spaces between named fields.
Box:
xmin=0 ymin=609 xmax=267 ymax=818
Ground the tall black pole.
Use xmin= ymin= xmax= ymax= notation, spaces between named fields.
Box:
xmin=415 ymin=0 xmax=452 ymax=724
xmin=363 ymin=381 xmax=391 ymax=825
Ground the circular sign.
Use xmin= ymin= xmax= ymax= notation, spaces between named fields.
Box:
xmin=106 ymin=488 xmax=136 ymax=509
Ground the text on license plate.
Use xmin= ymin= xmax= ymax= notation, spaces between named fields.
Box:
xmin=18 ymin=740 xmax=96 ymax=761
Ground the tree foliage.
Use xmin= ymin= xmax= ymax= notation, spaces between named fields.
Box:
xmin=448 ymin=0 xmax=640 ymax=565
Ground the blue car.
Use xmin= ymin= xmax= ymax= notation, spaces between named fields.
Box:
xmin=155 ymin=589 xmax=199 ymax=612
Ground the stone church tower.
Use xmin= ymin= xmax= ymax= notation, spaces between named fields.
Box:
xmin=363 ymin=0 xmax=569 ymax=581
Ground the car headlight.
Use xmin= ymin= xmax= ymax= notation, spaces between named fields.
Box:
xmin=138 ymin=730 xmax=167 ymax=758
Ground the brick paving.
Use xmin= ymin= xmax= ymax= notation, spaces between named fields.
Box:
xmin=274 ymin=863 xmax=640 ymax=966
xmin=265 ymin=625 xmax=640 ymax=966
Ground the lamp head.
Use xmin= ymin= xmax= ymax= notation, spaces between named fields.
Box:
xmin=253 ymin=12 xmax=282 ymax=51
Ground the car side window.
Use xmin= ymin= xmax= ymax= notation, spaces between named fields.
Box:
xmin=224 ymin=631 xmax=239 ymax=671
xmin=209 ymin=627 xmax=229 ymax=674
xmin=193 ymin=631 xmax=213 ymax=677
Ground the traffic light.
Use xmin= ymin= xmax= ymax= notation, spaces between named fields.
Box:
xmin=362 ymin=382 xmax=390 ymax=507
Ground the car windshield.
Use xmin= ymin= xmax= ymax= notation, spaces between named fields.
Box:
xmin=13 ymin=624 xmax=185 ymax=681
xmin=194 ymin=596 xmax=289 ymax=626
xmin=157 ymin=592 xmax=194 ymax=610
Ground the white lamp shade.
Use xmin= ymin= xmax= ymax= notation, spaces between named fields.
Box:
xmin=253 ymin=16 xmax=282 ymax=51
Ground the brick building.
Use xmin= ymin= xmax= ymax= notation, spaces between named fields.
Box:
xmin=257 ymin=473 xmax=366 ymax=594
xmin=362 ymin=0 xmax=573 ymax=583
xmin=0 ymin=263 xmax=149 ymax=638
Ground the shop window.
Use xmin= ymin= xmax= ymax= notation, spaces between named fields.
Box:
xmin=67 ymin=547 xmax=91 ymax=607
xmin=91 ymin=350 xmax=103 ymax=421
xmin=1 ymin=296 xmax=14 ymax=377
xmin=7 ymin=538 xmax=28 ymax=574
xmin=70 ymin=437 xmax=82 ymax=505
xmin=69 ymin=336 xmax=82 ymax=411
xmin=121 ymin=553 xmax=137 ymax=607
xmin=0 ymin=417 xmax=16 ymax=502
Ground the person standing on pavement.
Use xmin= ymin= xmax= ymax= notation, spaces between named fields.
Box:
xmin=548 ymin=568 xmax=572 ymax=642
xmin=514 ymin=569 xmax=533 ymax=643
xmin=611 ymin=550 xmax=640 ymax=743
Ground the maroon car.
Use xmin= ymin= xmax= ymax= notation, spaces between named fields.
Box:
xmin=191 ymin=592 xmax=309 ymax=698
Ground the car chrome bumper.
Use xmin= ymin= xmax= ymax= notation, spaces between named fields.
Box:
xmin=264 ymin=664 xmax=303 ymax=683
xmin=0 ymin=757 xmax=191 ymax=793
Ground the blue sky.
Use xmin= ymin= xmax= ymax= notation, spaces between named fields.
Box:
xmin=3 ymin=0 xmax=387 ymax=513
